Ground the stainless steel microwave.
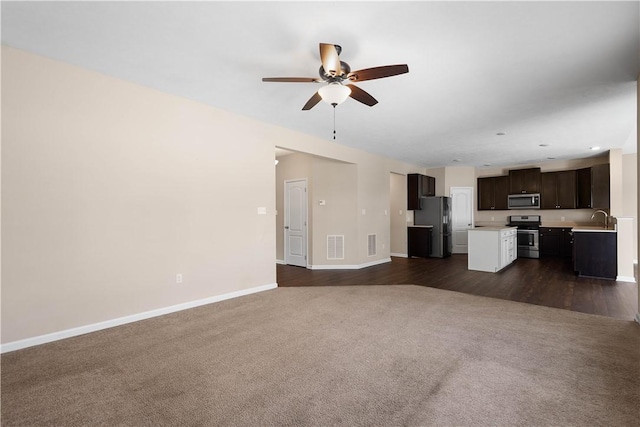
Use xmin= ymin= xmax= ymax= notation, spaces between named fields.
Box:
xmin=508 ymin=193 xmax=540 ymax=209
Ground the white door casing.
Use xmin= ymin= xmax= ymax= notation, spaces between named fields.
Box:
xmin=285 ymin=179 xmax=307 ymax=267
xmin=451 ymin=187 xmax=474 ymax=254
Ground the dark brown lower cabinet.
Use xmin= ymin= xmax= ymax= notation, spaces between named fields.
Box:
xmin=573 ymin=231 xmax=617 ymax=279
xmin=408 ymin=227 xmax=432 ymax=258
xmin=540 ymin=227 xmax=572 ymax=257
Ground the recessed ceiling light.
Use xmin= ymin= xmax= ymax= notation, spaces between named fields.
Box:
xmin=590 ymin=146 xmax=601 ymax=151
xmin=547 ymin=157 xmax=556 ymax=160
xmin=539 ymin=144 xmax=549 ymax=147
xmin=496 ymin=132 xmax=506 ymax=136
xmin=483 ymin=164 xmax=491 ymax=167
xmin=453 ymin=159 xmax=461 ymax=162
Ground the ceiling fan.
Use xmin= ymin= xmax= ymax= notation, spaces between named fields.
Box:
xmin=262 ymin=43 xmax=409 ymax=110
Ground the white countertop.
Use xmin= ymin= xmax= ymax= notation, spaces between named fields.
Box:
xmin=409 ymin=225 xmax=433 ymax=228
xmin=469 ymin=226 xmax=517 ymax=232
xmin=540 ymin=222 xmax=580 ymax=227
xmin=572 ymin=226 xmax=616 ymax=233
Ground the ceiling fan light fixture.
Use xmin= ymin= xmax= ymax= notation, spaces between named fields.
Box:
xmin=318 ymin=83 xmax=351 ymax=106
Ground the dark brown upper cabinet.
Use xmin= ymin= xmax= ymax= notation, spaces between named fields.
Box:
xmin=407 ymin=173 xmax=436 ymax=210
xmin=477 ymin=175 xmax=509 ymax=210
xmin=576 ymin=164 xmax=610 ymax=209
xmin=509 ymin=167 xmax=541 ymax=194
xmin=541 ymin=170 xmax=576 ymax=209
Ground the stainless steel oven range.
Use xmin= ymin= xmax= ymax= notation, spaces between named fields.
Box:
xmin=507 ymin=215 xmax=541 ymax=259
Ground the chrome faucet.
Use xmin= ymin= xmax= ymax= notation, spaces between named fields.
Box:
xmin=591 ymin=209 xmax=609 ymax=229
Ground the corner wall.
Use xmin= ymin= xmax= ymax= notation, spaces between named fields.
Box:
xmin=274 ymin=145 xmax=425 ymax=269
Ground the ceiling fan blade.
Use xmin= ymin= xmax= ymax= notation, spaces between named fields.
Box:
xmin=347 ymin=64 xmax=409 ymax=82
xmin=262 ymin=77 xmax=321 ymax=83
xmin=302 ymin=91 xmax=322 ymax=110
xmin=320 ymin=43 xmax=341 ymax=76
xmin=346 ymin=84 xmax=378 ymax=107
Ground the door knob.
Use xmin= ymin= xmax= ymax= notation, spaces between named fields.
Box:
xmin=284 ymin=226 xmax=289 ymax=229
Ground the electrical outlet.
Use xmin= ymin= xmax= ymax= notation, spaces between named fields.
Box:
xmin=176 ymin=274 xmax=183 ymax=284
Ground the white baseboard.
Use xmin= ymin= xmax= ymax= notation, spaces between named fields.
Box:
xmin=390 ymin=253 xmax=408 ymax=258
xmin=1 ymin=283 xmax=278 ymax=354
xmin=276 ymin=259 xmax=285 ymax=265
xmin=616 ymin=275 xmax=636 ymax=283
xmin=310 ymin=257 xmax=391 ymax=270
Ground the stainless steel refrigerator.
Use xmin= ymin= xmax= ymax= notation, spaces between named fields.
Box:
xmin=413 ymin=196 xmax=452 ymax=258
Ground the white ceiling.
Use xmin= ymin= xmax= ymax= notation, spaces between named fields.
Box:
xmin=2 ymin=1 xmax=638 ymax=168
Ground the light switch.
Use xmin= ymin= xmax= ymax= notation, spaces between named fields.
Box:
xmin=257 ymin=207 xmax=267 ymax=215
xmin=362 ymin=209 xmax=366 ymax=215
xmin=319 ymin=200 xmax=326 ymax=205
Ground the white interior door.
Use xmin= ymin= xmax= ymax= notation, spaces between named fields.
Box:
xmin=451 ymin=187 xmax=474 ymax=254
xmin=285 ymin=179 xmax=307 ymax=267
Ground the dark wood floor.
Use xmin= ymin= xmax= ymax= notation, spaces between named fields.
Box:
xmin=277 ymin=255 xmax=638 ymax=321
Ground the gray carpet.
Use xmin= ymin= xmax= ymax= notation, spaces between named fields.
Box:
xmin=2 ymin=285 xmax=639 ymax=426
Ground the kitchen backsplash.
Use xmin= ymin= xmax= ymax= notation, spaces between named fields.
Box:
xmin=475 ymin=208 xmax=607 ymax=227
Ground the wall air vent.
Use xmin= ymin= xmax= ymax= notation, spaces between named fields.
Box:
xmin=367 ymin=234 xmax=377 ymax=257
xmin=327 ymin=235 xmax=345 ymax=260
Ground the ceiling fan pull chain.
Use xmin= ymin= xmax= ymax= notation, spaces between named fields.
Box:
xmin=332 ymin=103 xmax=337 ymax=140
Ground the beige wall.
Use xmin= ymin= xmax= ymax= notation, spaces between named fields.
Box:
xmin=609 ymin=149 xmax=624 ymax=217
xmin=444 ymin=167 xmax=476 ymax=194
xmin=310 ymin=158 xmax=358 ymax=265
xmin=356 ymin=157 xmax=392 ymax=264
xmin=2 ymin=47 xmax=280 ymax=343
xmin=637 ymin=74 xmax=639 ymax=324
xmin=622 ymin=153 xmax=637 ymax=260
xmin=425 ymin=167 xmax=446 ymax=196
xmin=2 ymin=47 xmax=426 ymax=344
xmin=390 ymin=173 xmax=408 ymax=256
xmin=622 ymin=153 xmax=637 ymax=219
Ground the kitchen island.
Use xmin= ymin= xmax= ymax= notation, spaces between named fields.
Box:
xmin=468 ymin=226 xmax=517 ymax=272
